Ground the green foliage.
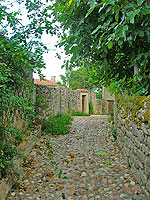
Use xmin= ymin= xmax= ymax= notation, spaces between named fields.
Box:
xmin=0 ymin=142 xmax=17 ymax=178
xmin=58 ymin=168 xmax=63 ymax=178
xmin=127 ymin=158 xmax=132 ymax=168
xmin=0 ymin=125 xmax=22 ymax=178
xmin=71 ymin=111 xmax=90 ymax=116
xmin=35 ymin=92 xmax=49 ymax=110
xmin=0 ymin=54 xmax=35 ymax=178
xmin=89 ymin=102 xmax=94 ymax=114
xmin=42 ymin=113 xmax=73 ymax=135
xmin=109 ymin=75 xmax=149 ymax=96
xmin=108 ymin=109 xmax=115 ymax=125
xmin=96 ymin=92 xmax=102 ymax=99
xmin=45 ymin=139 xmax=53 ymax=158
xmin=60 ymin=66 xmax=97 ymax=90
xmin=52 ymin=0 xmax=150 ymax=95
xmin=104 ymin=161 xmax=111 ymax=166
xmin=96 ymin=151 xmax=106 ymax=156
xmin=110 ymin=127 xmax=117 ymax=140
xmin=0 ymin=0 xmax=55 ymax=178
xmin=116 ymin=94 xmax=150 ymax=125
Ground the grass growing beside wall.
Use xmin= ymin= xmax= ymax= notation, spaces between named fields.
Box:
xmin=71 ymin=111 xmax=90 ymax=116
xmin=108 ymin=109 xmax=117 ymax=140
xmin=42 ymin=112 xmax=73 ymax=135
xmin=89 ymin=102 xmax=94 ymax=115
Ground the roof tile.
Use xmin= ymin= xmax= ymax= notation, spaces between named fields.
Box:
xmin=77 ymin=89 xmax=89 ymax=93
xmin=34 ymin=79 xmax=58 ymax=86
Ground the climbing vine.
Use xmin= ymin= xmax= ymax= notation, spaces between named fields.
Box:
xmin=0 ymin=37 xmax=37 ymax=178
xmin=0 ymin=0 xmax=54 ymax=178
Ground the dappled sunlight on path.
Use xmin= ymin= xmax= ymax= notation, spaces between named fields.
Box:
xmin=7 ymin=116 xmax=145 ymax=200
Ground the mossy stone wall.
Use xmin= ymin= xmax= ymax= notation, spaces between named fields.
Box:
xmin=115 ymin=95 xmax=150 ymax=200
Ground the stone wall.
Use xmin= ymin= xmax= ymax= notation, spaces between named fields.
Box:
xmin=88 ymin=91 xmax=97 ymax=113
xmin=35 ymin=84 xmax=114 ymax=117
xmin=103 ymin=87 xmax=114 ymax=100
xmin=95 ymin=99 xmax=103 ymax=115
xmin=35 ymin=84 xmax=81 ymax=119
xmin=88 ymin=91 xmax=114 ymax=115
xmin=115 ymin=95 xmax=150 ymax=199
xmin=95 ymin=99 xmax=114 ymax=115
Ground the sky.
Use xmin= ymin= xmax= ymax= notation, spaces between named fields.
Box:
xmin=34 ymin=34 xmax=66 ymax=82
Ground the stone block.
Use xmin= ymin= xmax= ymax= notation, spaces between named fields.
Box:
xmin=141 ymin=144 xmax=149 ymax=156
xmin=141 ymin=186 xmax=150 ymax=200
xmin=133 ymin=169 xmax=141 ymax=183
xmin=146 ymin=180 xmax=150 ymax=192
xmin=134 ymin=139 xmax=141 ymax=149
xmin=147 ymin=136 xmax=150 ymax=148
xmin=141 ymin=124 xmax=150 ymax=136
xmin=139 ymin=170 xmax=147 ymax=185
xmin=134 ymin=160 xmax=143 ymax=169
xmin=137 ymin=130 xmax=145 ymax=143
xmin=131 ymin=123 xmax=139 ymax=136
xmin=137 ymin=150 xmax=146 ymax=164
xmin=145 ymin=155 xmax=150 ymax=175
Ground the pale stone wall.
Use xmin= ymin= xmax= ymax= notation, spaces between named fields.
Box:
xmin=103 ymin=87 xmax=114 ymax=100
xmin=115 ymin=96 xmax=150 ymax=200
xmin=88 ymin=92 xmax=111 ymax=115
xmin=79 ymin=92 xmax=89 ymax=114
xmin=95 ymin=99 xmax=103 ymax=115
xmin=35 ymin=84 xmax=114 ymax=117
xmin=95 ymin=99 xmax=114 ymax=115
xmin=35 ymin=85 xmax=81 ymax=119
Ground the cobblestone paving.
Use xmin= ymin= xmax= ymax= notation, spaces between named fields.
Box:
xmin=7 ymin=115 xmax=146 ymax=200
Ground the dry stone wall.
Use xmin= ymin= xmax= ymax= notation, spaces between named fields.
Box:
xmin=115 ymin=95 xmax=150 ymax=199
xmin=88 ymin=91 xmax=97 ymax=113
xmin=88 ymin=91 xmax=110 ymax=115
xmin=94 ymin=99 xmax=111 ymax=115
xmin=35 ymin=84 xmax=81 ymax=119
xmin=35 ymin=84 xmax=113 ymax=117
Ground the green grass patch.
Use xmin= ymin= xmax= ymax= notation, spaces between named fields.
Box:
xmin=42 ymin=112 xmax=73 ymax=135
xmin=71 ymin=111 xmax=90 ymax=116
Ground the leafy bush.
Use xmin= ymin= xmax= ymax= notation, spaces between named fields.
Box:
xmin=42 ymin=112 xmax=73 ymax=135
xmin=0 ymin=125 xmax=22 ymax=178
xmin=108 ymin=109 xmax=114 ymax=125
xmin=89 ymin=102 xmax=94 ymax=114
xmin=0 ymin=143 xmax=17 ymax=178
xmin=110 ymin=127 xmax=117 ymax=140
xmin=96 ymin=92 xmax=102 ymax=99
xmin=71 ymin=111 xmax=90 ymax=116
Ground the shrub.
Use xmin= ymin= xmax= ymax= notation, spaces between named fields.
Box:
xmin=89 ymin=102 xmax=94 ymax=114
xmin=42 ymin=112 xmax=73 ymax=135
xmin=110 ymin=127 xmax=117 ymax=140
xmin=96 ymin=92 xmax=102 ymax=99
xmin=0 ymin=125 xmax=21 ymax=178
xmin=71 ymin=111 xmax=90 ymax=116
xmin=108 ymin=109 xmax=114 ymax=125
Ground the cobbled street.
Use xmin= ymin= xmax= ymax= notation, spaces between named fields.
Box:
xmin=7 ymin=116 xmax=146 ymax=200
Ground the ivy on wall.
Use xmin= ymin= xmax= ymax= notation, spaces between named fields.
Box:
xmin=0 ymin=0 xmax=54 ymax=177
